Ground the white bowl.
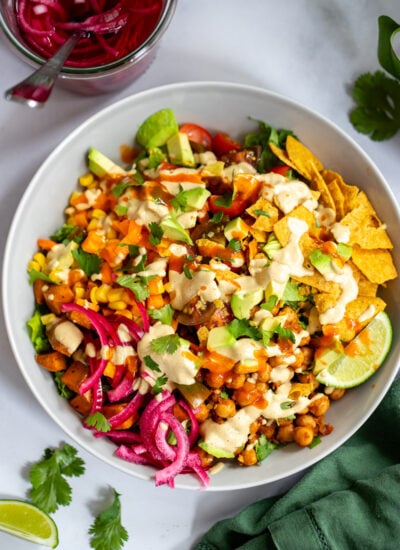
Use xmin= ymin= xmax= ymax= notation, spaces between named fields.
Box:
xmin=3 ymin=82 xmax=400 ymax=490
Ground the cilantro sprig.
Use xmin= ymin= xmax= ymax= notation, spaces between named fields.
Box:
xmin=29 ymin=443 xmax=85 ymax=513
xmin=349 ymin=15 xmax=400 ymax=140
xmin=88 ymin=489 xmax=129 ymax=550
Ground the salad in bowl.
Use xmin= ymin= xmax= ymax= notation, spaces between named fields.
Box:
xmin=25 ymin=106 xmax=398 ymax=488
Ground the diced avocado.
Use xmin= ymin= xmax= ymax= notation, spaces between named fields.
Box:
xmin=224 ymin=217 xmax=250 ymax=242
xmin=264 ymin=279 xmax=286 ymax=301
xmin=198 ymin=440 xmax=235 ymax=459
xmin=167 ymin=132 xmax=196 ymax=167
xmin=312 ymin=340 xmax=345 ymax=375
xmin=88 ymin=148 xmax=126 ymax=178
xmin=175 ymin=381 xmax=211 ymax=408
xmin=207 ymin=326 xmax=236 ymax=351
xmin=160 ymin=217 xmax=193 ymax=244
xmin=337 ymin=243 xmax=352 ymax=260
xmin=136 ymin=108 xmax=179 ymax=149
xmin=231 ymin=289 xmax=264 ymax=319
xmin=260 ymin=314 xmax=288 ymax=333
xmin=263 ymin=233 xmax=281 ymax=259
xmin=179 ymin=187 xmax=211 ymax=210
xmin=202 ymin=161 xmax=225 ymax=176
xmin=309 ymin=249 xmax=332 ymax=275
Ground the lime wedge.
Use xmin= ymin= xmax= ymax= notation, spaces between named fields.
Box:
xmin=315 ymin=311 xmax=392 ymax=389
xmin=0 ymin=500 xmax=58 ymax=548
xmin=136 ymin=108 xmax=179 ymax=149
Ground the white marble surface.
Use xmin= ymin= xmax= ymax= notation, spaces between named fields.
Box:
xmin=0 ymin=1 xmax=399 ymax=549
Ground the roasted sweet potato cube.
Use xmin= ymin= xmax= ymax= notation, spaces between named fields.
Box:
xmin=61 ymin=361 xmax=89 ymax=393
xmin=35 ymin=351 xmax=67 ymax=372
xmin=69 ymin=393 xmax=92 ymax=416
xmin=33 ymin=279 xmax=47 ymax=305
xmin=43 ymin=283 xmax=74 ymax=314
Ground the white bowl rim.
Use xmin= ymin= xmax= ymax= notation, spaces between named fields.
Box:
xmin=2 ymin=80 xmax=399 ymax=491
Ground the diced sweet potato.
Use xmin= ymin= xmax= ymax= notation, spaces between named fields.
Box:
xmin=33 ymin=279 xmax=47 ymax=305
xmin=43 ymin=283 xmax=74 ymax=314
xmin=61 ymin=361 xmax=89 ymax=393
xmin=35 ymin=351 xmax=67 ymax=372
xmin=69 ymin=393 xmax=92 ymax=416
xmin=102 ymin=404 xmax=137 ymax=430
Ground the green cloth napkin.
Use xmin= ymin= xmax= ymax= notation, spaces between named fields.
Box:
xmin=195 ymin=377 xmax=400 ymax=550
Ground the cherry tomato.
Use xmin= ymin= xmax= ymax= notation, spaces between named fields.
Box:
xmin=179 ymin=123 xmax=213 ymax=149
xmin=209 ymin=195 xmax=248 ymax=217
xmin=211 ymin=132 xmax=241 ymax=157
xmin=269 ymin=164 xmax=291 ymax=177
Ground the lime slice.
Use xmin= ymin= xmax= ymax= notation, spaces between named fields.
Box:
xmin=315 ymin=311 xmax=392 ymax=389
xmin=0 ymin=500 xmax=58 ymax=548
xmin=136 ymin=108 xmax=179 ymax=149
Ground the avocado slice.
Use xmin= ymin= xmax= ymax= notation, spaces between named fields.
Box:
xmin=167 ymin=132 xmax=196 ymax=167
xmin=160 ymin=217 xmax=193 ymax=244
xmin=88 ymin=148 xmax=126 ymax=178
xmin=207 ymin=326 xmax=236 ymax=350
xmin=309 ymin=249 xmax=332 ymax=275
xmin=198 ymin=440 xmax=235 ymax=459
xmin=224 ymin=217 xmax=250 ymax=242
xmin=136 ymin=108 xmax=179 ymax=149
xmin=231 ymin=288 xmax=264 ymax=320
xmin=175 ymin=187 xmax=211 ymax=211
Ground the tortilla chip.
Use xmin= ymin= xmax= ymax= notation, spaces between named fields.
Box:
xmin=350 ymin=261 xmax=379 ymax=297
xmin=327 ymin=179 xmax=345 ymax=220
xmin=285 ymin=135 xmax=324 ymax=179
xmin=273 ymin=205 xmax=315 ymax=246
xmin=339 ymin=194 xmax=394 ymax=249
xmin=268 ymin=142 xmax=298 ymax=172
xmin=309 ymin=163 xmax=336 ymax=211
xmin=321 ymin=169 xmax=359 ymax=214
xmin=351 ymin=246 xmax=398 ymax=284
xmin=249 ymin=227 xmax=267 ymax=243
xmin=246 ymin=198 xmax=279 ymax=232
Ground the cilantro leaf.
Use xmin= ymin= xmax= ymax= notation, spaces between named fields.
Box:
xmin=151 ymin=334 xmax=180 ymax=354
xmin=275 ymin=324 xmax=296 ymax=343
xmin=214 ymin=193 xmax=233 ymax=208
xmin=86 ymin=412 xmax=111 ymax=432
xmin=244 ymin=119 xmax=296 ymax=172
xmin=144 ymin=355 xmax=161 ymax=372
xmin=50 ymin=224 xmax=84 ymax=244
xmin=377 ymin=15 xmax=400 ymax=79
xmin=227 ymin=238 xmax=241 ymax=252
xmin=88 ymin=489 xmax=128 ymax=550
xmin=148 ymin=304 xmax=175 ymax=326
xmin=260 ymin=295 xmax=278 ymax=312
xmin=228 ymin=318 xmax=261 ymax=340
xmin=117 ymin=275 xmax=149 ymax=302
xmin=148 ymin=222 xmax=163 ymax=246
xmin=255 ymin=434 xmax=277 ymax=462
xmin=349 ymin=71 xmax=400 ymax=141
xmin=72 ymin=247 xmax=101 ymax=277
xmin=253 ymin=209 xmax=271 ymax=217
xmin=153 ymin=374 xmax=168 ymax=395
xmin=28 ymin=269 xmax=54 ymax=285
xmin=183 ymin=265 xmax=193 ymax=279
xmin=53 ymin=372 xmax=74 ymax=399
xmin=29 ymin=443 xmax=85 ymax=513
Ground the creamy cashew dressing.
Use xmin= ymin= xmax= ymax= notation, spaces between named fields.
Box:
xmin=137 ymin=323 xmax=198 ymax=386
xmin=331 ymin=222 xmax=351 ymax=243
xmin=319 ymin=263 xmax=358 ymax=325
xmin=169 ymin=269 xmax=221 ymax=310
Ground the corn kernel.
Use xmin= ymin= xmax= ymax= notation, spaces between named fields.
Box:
xmin=28 ymin=260 xmax=40 ymax=272
xmin=106 ymin=228 xmax=117 ymax=240
xmin=87 ymin=219 xmax=100 ymax=231
xmin=107 ymin=288 xmax=126 ymax=302
xmin=91 ymin=209 xmax=106 ymax=219
xmin=114 ymin=309 xmax=133 ymax=319
xmin=108 ymin=300 xmax=127 ymax=311
xmin=40 ymin=313 xmax=56 ymax=326
xmin=74 ymin=287 xmax=86 ymax=299
xmin=33 ymin=252 xmax=46 ymax=267
xmin=79 ymin=173 xmax=94 ymax=187
xmin=95 ymin=284 xmax=111 ymax=303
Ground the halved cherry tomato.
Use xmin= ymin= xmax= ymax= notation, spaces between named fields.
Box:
xmin=179 ymin=123 xmax=213 ymax=149
xmin=211 ymin=132 xmax=241 ymax=157
xmin=269 ymin=164 xmax=291 ymax=177
xmin=209 ymin=195 xmax=248 ymax=217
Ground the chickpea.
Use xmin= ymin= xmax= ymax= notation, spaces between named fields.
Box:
xmin=326 ymin=387 xmax=346 ymax=401
xmin=276 ymin=423 xmax=295 ymax=443
xmin=260 ymin=423 xmax=276 ymax=440
xmin=214 ymin=398 xmax=236 ymax=419
xmin=308 ymin=395 xmax=330 ymax=417
xmin=204 ymin=371 xmax=226 ymax=389
xmin=257 ymin=362 xmax=272 ymax=382
xmin=195 ymin=446 xmax=215 ymax=468
xmin=225 ymin=372 xmax=246 ymax=389
xmin=295 ymin=414 xmax=317 ymax=430
xmin=302 ymin=346 xmax=314 ymax=368
xmin=297 ymin=371 xmax=320 ymax=391
xmin=194 ymin=403 xmax=210 ymax=423
xmin=238 ymin=448 xmax=258 ymax=466
xmin=294 ymin=426 xmax=314 ymax=447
